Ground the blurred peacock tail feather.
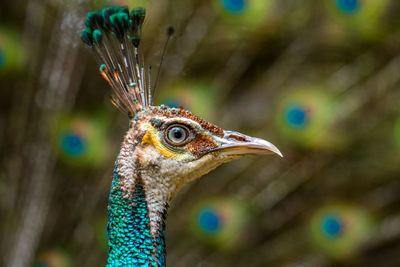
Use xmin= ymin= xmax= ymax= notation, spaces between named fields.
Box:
xmin=326 ymin=0 xmax=390 ymax=39
xmin=309 ymin=204 xmax=373 ymax=260
xmin=190 ymin=198 xmax=249 ymax=249
xmin=275 ymin=87 xmax=343 ymax=150
xmin=51 ymin=113 xmax=110 ymax=167
xmin=0 ymin=26 xmax=25 ymax=74
xmin=212 ymin=0 xmax=273 ymax=28
xmin=275 ymin=85 xmax=357 ymax=151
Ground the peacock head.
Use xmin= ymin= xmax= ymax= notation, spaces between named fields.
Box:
xmin=117 ymin=105 xmax=282 ymax=201
xmin=80 ymin=5 xmax=282 ymax=201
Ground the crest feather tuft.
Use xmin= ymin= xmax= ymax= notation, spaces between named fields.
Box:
xmin=80 ymin=6 xmax=150 ymax=118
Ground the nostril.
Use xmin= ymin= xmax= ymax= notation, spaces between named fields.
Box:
xmin=228 ymin=134 xmax=248 ymax=142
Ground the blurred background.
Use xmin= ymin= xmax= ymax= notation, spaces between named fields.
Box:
xmin=1 ymin=0 xmax=400 ymax=266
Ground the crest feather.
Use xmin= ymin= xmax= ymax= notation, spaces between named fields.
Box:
xmin=80 ymin=6 xmax=150 ymax=118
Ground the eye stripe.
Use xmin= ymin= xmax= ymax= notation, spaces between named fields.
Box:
xmin=141 ymin=125 xmax=183 ymax=158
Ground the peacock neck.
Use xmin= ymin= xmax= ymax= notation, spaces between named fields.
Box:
xmin=107 ymin=164 xmax=167 ymax=267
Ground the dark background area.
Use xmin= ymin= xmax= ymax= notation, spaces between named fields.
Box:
xmin=1 ymin=0 xmax=400 ymax=266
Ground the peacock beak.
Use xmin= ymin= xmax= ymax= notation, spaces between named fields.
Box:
xmin=211 ymin=130 xmax=283 ymax=157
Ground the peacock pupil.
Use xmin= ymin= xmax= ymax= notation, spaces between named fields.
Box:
xmin=173 ymin=129 xmax=182 ymax=138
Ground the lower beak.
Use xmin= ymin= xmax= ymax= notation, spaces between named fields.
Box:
xmin=212 ymin=130 xmax=283 ymax=157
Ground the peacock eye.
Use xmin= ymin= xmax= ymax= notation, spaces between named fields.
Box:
xmin=165 ymin=124 xmax=190 ymax=146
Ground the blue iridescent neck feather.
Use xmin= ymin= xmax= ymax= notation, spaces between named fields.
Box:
xmin=107 ymin=161 xmax=167 ymax=267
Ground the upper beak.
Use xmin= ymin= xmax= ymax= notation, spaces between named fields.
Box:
xmin=211 ymin=130 xmax=283 ymax=157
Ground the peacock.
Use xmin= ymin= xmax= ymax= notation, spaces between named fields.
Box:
xmin=80 ymin=6 xmax=282 ymax=266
